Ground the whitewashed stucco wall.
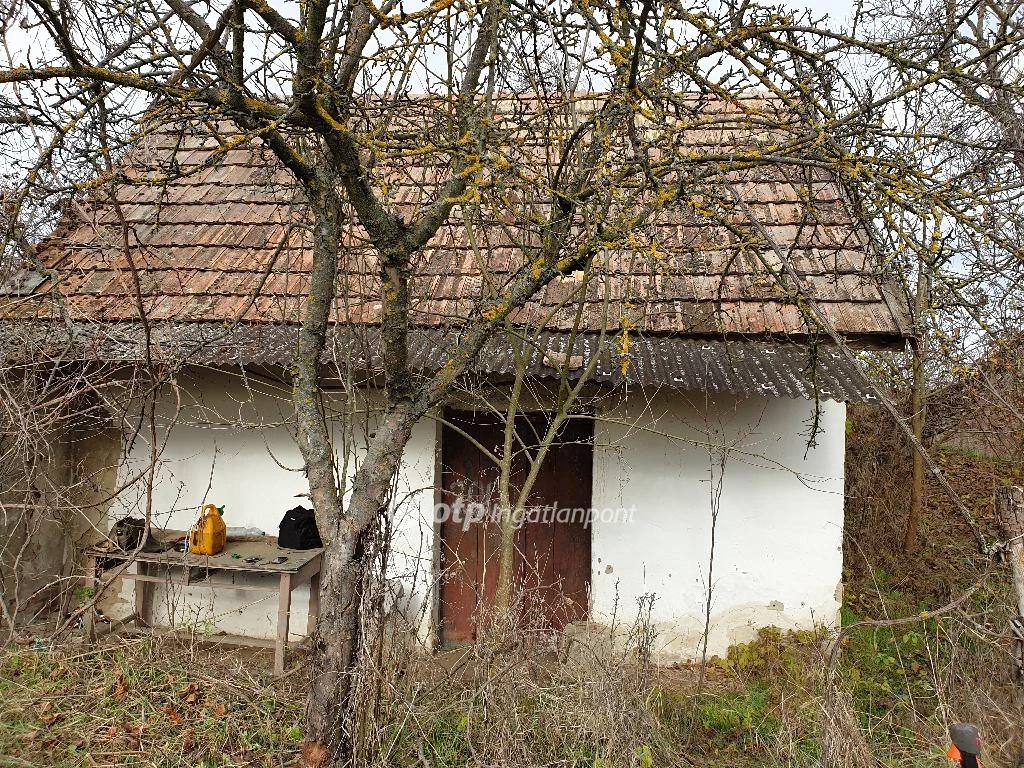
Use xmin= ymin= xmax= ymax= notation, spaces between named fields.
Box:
xmin=105 ymin=367 xmax=845 ymax=657
xmin=590 ymin=391 xmax=846 ymax=659
xmin=106 ymin=368 xmax=437 ymax=641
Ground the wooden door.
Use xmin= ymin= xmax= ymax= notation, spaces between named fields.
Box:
xmin=439 ymin=411 xmax=592 ymax=645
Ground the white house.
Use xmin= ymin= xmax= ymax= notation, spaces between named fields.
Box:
xmin=0 ymin=98 xmax=909 ymax=659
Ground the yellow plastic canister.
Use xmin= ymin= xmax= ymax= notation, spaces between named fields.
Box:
xmin=189 ymin=504 xmax=227 ymax=556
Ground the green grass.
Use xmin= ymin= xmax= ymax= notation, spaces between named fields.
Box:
xmin=695 ymin=683 xmax=776 ymax=744
xmin=937 ymin=444 xmax=1019 ymax=465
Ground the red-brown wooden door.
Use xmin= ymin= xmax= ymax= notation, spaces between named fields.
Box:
xmin=439 ymin=411 xmax=592 ymax=645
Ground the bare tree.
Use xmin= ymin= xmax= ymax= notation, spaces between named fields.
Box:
xmin=8 ymin=0 xmax=1024 ymax=764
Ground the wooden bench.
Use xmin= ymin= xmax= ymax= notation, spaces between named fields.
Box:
xmin=84 ymin=534 xmax=322 ymax=675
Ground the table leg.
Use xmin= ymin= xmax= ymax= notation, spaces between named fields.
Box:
xmin=275 ymin=573 xmax=292 ymax=676
xmin=83 ymin=555 xmax=97 ymax=642
xmin=306 ymin=571 xmax=320 ymax=637
xmin=135 ymin=561 xmax=153 ymax=628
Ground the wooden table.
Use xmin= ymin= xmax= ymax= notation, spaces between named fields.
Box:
xmin=84 ymin=534 xmax=322 ymax=675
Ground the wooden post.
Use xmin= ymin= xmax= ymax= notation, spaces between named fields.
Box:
xmin=134 ymin=562 xmax=153 ymax=628
xmin=306 ymin=571 xmax=320 ymax=637
xmin=275 ymin=572 xmax=292 ymax=676
xmin=996 ymin=486 xmax=1024 ymax=618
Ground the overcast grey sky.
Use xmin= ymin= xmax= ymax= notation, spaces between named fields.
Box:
xmin=2 ymin=0 xmax=862 ymax=65
xmin=804 ymin=0 xmax=856 ymax=19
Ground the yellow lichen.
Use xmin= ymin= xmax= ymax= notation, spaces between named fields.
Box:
xmin=618 ymin=309 xmax=635 ymax=376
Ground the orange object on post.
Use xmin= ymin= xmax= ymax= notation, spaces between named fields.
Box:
xmin=947 ymin=743 xmax=984 ymax=767
xmin=189 ymin=504 xmax=226 ymax=555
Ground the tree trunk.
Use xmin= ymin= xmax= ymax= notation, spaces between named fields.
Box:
xmin=302 ymin=538 xmax=362 ymax=767
xmin=288 ymin=184 xmax=387 ymax=767
xmin=996 ymin=485 xmax=1024 ymax=618
xmin=493 ymin=505 xmax=518 ymax=618
xmin=290 ymin=185 xmax=352 ymax=767
xmin=300 ymin=396 xmax=419 ymax=766
xmin=292 ymin=170 xmax=451 ymax=764
xmin=904 ymin=267 xmax=930 ymax=554
xmin=305 ymin=405 xmax=417 ymax=757
xmin=493 ymin=378 xmax=522 ymax=618
xmin=903 ymin=337 xmax=926 ymax=554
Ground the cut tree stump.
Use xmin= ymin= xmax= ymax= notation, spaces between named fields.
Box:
xmin=996 ymin=485 xmax=1024 ymax=680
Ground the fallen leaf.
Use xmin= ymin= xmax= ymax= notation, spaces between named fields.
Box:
xmin=205 ymin=700 xmax=227 ymax=717
xmin=163 ymin=704 xmax=183 ymax=725
xmin=177 ymin=682 xmax=200 ymax=704
xmin=112 ymin=672 xmax=128 ymax=700
xmin=301 ymin=742 xmax=330 ymax=768
xmin=124 ymin=721 xmax=145 ymax=746
xmin=21 ymin=729 xmax=39 ymax=742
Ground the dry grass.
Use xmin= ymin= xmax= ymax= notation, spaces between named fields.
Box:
xmin=5 ymin=581 xmax=1016 ymax=768
xmin=0 ymin=636 xmax=306 ymax=767
xmin=0 ymin=605 xmax=679 ymax=768
xmin=346 ymin=597 xmax=674 ymax=768
xmin=0 ymin=607 xmax=802 ymax=768
xmin=5 ymin=404 xmax=1024 ymax=767
xmin=845 ymin=403 xmax=1006 ymax=603
xmin=842 ymin=404 xmax=1024 ymax=767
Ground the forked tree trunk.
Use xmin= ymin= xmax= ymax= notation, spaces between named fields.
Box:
xmin=292 ymin=188 xmax=423 ymax=765
xmin=302 ymin=406 xmax=417 ymax=766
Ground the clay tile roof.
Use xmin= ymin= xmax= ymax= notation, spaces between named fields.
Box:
xmin=1 ymin=94 xmax=910 ymax=360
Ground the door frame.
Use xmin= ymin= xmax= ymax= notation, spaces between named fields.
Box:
xmin=430 ymin=410 xmax=445 ymax=651
xmin=432 ymin=406 xmax=594 ymax=649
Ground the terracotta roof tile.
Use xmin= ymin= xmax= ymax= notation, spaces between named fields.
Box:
xmin=4 ymin=97 xmax=910 ymax=344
